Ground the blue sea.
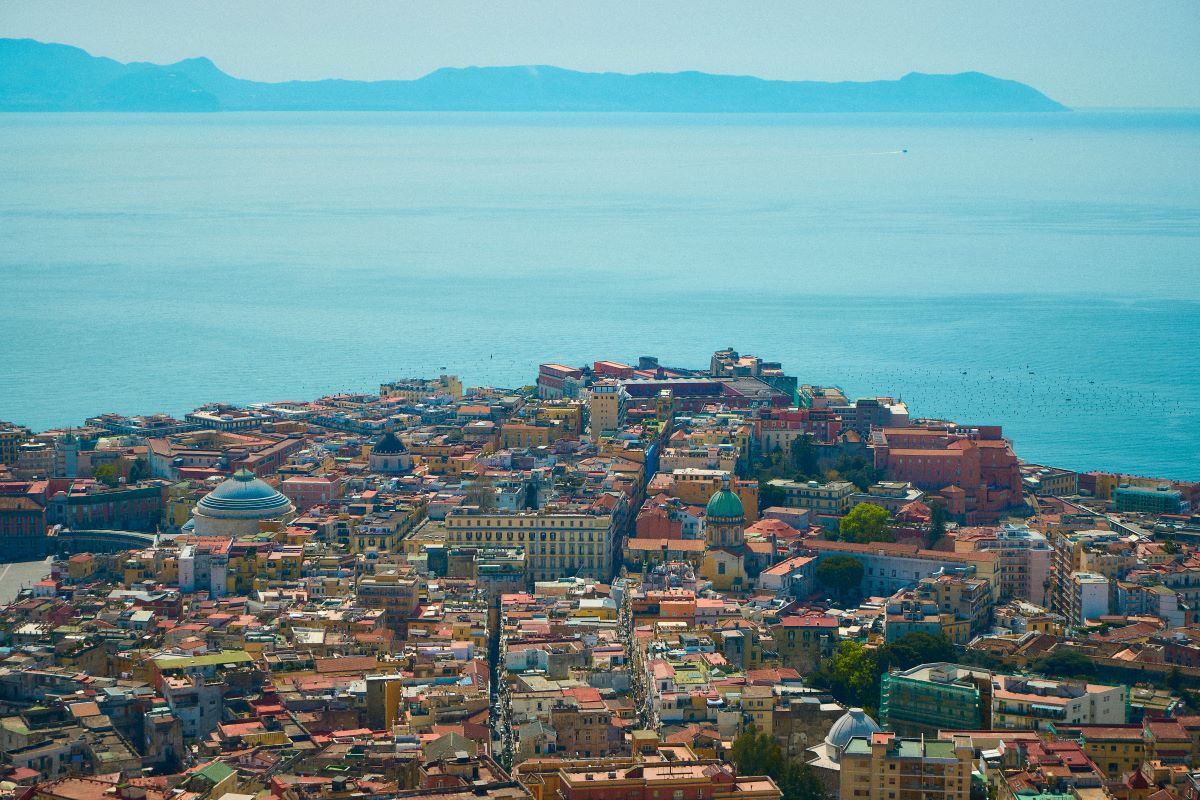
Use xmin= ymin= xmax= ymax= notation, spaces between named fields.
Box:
xmin=0 ymin=111 xmax=1197 ymax=479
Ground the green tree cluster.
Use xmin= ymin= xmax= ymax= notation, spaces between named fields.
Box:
xmin=1031 ymin=650 xmax=1096 ymax=680
xmin=837 ymin=503 xmax=894 ymax=544
xmin=93 ymin=462 xmax=119 ymax=487
xmin=753 ymin=439 xmax=879 ymax=509
xmin=753 ymin=435 xmax=822 ymax=509
xmin=729 ymin=725 xmax=826 ymax=800
xmin=128 ymin=457 xmax=150 ymax=483
xmin=789 ymin=435 xmax=820 ymax=480
xmin=759 ymin=480 xmax=787 ymax=511
xmin=810 ymin=632 xmax=958 ymax=715
xmin=815 ymin=555 xmax=865 ymax=600
xmin=810 ymin=640 xmax=881 ymax=714
xmin=878 ymin=631 xmax=957 ymax=673
xmin=927 ymin=499 xmax=948 ymax=548
xmin=826 ymin=453 xmax=876 ymax=491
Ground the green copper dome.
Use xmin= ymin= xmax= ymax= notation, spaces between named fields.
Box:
xmin=706 ymin=485 xmax=744 ymax=519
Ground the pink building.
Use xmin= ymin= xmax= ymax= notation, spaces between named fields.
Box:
xmin=280 ymin=475 xmax=341 ymax=512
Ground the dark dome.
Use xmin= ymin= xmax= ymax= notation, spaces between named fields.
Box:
xmin=373 ymin=431 xmax=407 ymax=455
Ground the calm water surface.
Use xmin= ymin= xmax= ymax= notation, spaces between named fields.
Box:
xmin=1 ymin=112 xmax=1197 ymax=478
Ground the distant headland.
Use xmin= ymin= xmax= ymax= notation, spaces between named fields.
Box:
xmin=0 ymin=38 xmax=1068 ymax=113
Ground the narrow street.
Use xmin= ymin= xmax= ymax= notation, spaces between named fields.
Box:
xmin=618 ymin=574 xmax=653 ymax=731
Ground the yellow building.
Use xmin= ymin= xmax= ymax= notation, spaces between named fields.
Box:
xmin=411 ymin=445 xmax=480 ymax=477
xmin=350 ymin=502 xmax=425 ymax=555
xmin=533 ymin=401 xmax=584 ymax=437
xmin=766 ymin=477 xmax=855 ymax=516
xmin=356 ymin=571 xmax=420 ymax=616
xmin=0 ymin=423 xmax=30 ymax=467
xmin=1079 ymin=546 xmax=1136 ymax=583
xmin=771 ymin=615 xmax=839 ymax=673
xmin=1092 ymin=473 xmax=1119 ymax=501
xmin=444 ymin=506 xmax=617 ymax=582
xmin=742 ymin=684 xmax=775 ymax=733
xmin=365 ymin=674 xmax=407 ymax=729
xmin=994 ymin=601 xmax=1065 ymax=636
xmin=124 ymin=549 xmax=177 ymax=588
xmin=691 ymin=420 xmax=753 ymax=455
xmin=165 ymin=481 xmax=200 ymax=530
xmin=400 ymin=518 xmax=449 ymax=557
xmin=67 ymin=553 xmax=96 ymax=582
xmin=56 ymin=638 xmax=110 ymax=676
xmin=261 ymin=546 xmax=303 ymax=585
xmin=278 ymin=451 xmax=335 ymax=477
xmin=570 ymin=597 xmax=618 ymax=622
xmin=224 ymin=542 xmax=269 ymax=594
xmin=665 ymin=468 xmax=760 ymax=523
xmin=500 ymin=422 xmax=557 ymax=449
xmin=700 ymin=547 xmax=748 ymax=592
xmin=587 ymin=381 xmax=628 ymax=435
xmin=839 ymin=733 xmax=974 ymax=800
xmin=1070 ymin=726 xmax=1148 ymax=779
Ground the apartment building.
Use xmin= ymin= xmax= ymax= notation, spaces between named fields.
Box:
xmin=882 ymin=663 xmax=1126 ymax=736
xmin=586 ymin=381 xmax=629 ymax=435
xmin=959 ymin=523 xmax=1053 ymax=604
xmin=1068 ymin=572 xmax=1110 ymax=625
xmin=556 ymin=762 xmax=782 ymax=800
xmin=881 ymin=663 xmax=994 ymax=736
xmin=766 ymin=478 xmax=855 ymax=516
xmin=839 ymin=732 xmax=974 ymax=800
xmin=991 ymin=673 xmax=1126 ymax=730
xmin=445 ymin=504 xmax=621 ymax=582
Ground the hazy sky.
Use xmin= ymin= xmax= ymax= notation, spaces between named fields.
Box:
xmin=4 ymin=1 xmax=1199 ymax=107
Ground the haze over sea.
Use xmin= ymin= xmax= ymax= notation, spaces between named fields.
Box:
xmin=1 ymin=111 xmax=1197 ymax=479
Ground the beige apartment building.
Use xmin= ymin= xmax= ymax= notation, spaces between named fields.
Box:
xmin=444 ymin=505 xmax=619 ymax=581
xmin=839 ymin=732 xmax=974 ymax=800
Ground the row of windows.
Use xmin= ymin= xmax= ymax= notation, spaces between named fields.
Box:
xmin=457 ymin=529 xmax=601 ymax=543
xmin=454 ymin=517 xmax=599 ymax=529
xmin=867 ymin=566 xmax=924 ymax=579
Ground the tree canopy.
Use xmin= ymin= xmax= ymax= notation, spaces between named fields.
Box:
xmin=827 ymin=453 xmax=876 ymax=491
xmin=838 ymin=503 xmax=894 ymax=543
xmin=759 ymin=481 xmax=787 ymax=511
xmin=927 ymin=499 xmax=948 ymax=548
xmin=1032 ymin=649 xmax=1096 ymax=680
xmin=730 ymin=725 xmax=826 ymax=800
xmin=789 ymin=434 xmax=820 ymax=480
xmin=810 ymin=632 xmax=958 ymax=716
xmin=127 ymin=457 xmax=149 ymax=483
xmin=878 ymin=631 xmax=957 ymax=673
xmin=810 ymin=640 xmax=881 ymax=715
xmin=93 ymin=462 xmax=119 ymax=487
xmin=815 ymin=555 xmax=865 ymax=599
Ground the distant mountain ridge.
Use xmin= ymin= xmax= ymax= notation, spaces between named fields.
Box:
xmin=0 ymin=38 xmax=1069 ymax=112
